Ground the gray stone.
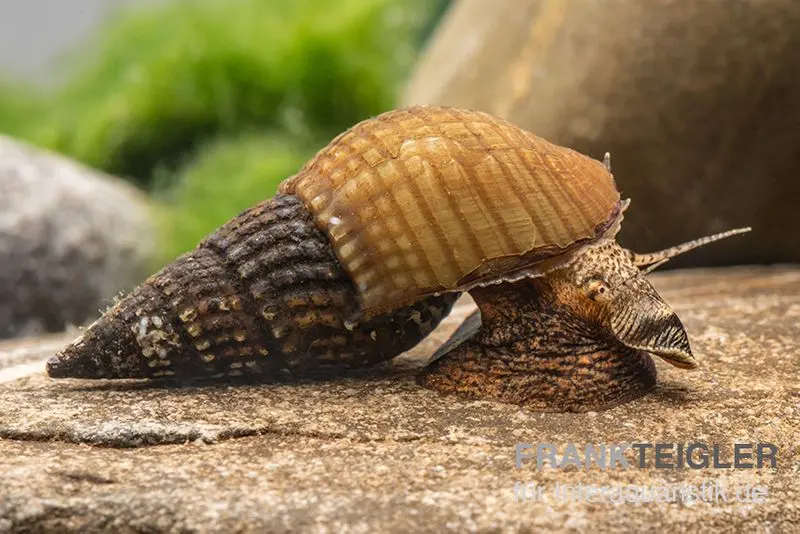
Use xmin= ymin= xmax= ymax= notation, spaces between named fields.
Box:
xmin=0 ymin=136 xmax=155 ymax=339
xmin=0 ymin=267 xmax=798 ymax=532
xmin=404 ymin=0 xmax=800 ymax=267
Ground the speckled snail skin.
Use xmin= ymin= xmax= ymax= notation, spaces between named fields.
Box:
xmin=47 ymin=106 xmax=749 ymax=412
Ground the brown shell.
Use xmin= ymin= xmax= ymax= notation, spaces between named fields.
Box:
xmin=280 ymin=105 xmax=622 ymax=316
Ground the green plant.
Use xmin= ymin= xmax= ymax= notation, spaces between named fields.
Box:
xmin=157 ymin=132 xmax=311 ymax=263
xmin=0 ymin=82 xmax=45 ymax=139
xmin=0 ymin=0 xmax=449 ymax=262
xmin=30 ymin=0 xmax=434 ymax=188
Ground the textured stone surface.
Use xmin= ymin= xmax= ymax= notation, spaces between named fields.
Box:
xmin=0 ymin=267 xmax=798 ymax=532
xmin=0 ymin=136 xmax=155 ymax=339
xmin=405 ymin=0 xmax=800 ymax=267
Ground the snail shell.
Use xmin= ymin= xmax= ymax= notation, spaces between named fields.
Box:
xmin=47 ymin=105 xmax=623 ymax=380
xmin=283 ymin=106 xmax=622 ymax=316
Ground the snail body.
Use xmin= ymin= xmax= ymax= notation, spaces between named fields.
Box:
xmin=420 ymin=242 xmax=690 ymax=411
xmin=47 ymin=106 xmax=747 ymax=411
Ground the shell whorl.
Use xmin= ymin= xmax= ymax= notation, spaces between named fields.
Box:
xmin=281 ymin=105 xmax=622 ymax=316
xmin=48 ymin=194 xmax=456 ymax=379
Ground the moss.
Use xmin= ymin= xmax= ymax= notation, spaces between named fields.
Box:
xmin=0 ymin=82 xmax=46 ymax=139
xmin=0 ymin=0 xmax=448 ymax=262
xmin=30 ymin=0 xmax=432 ymax=187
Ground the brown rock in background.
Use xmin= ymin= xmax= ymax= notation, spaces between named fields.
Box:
xmin=0 ymin=136 xmax=155 ymax=339
xmin=404 ymin=0 xmax=800 ymax=267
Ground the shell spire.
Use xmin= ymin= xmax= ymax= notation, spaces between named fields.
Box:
xmin=47 ymin=195 xmax=456 ymax=380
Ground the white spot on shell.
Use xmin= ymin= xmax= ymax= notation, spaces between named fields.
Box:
xmin=136 ymin=317 xmax=149 ymax=339
xmin=133 ymin=316 xmax=182 ymax=363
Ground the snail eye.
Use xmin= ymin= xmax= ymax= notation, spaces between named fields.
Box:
xmin=586 ymin=280 xmax=610 ymax=301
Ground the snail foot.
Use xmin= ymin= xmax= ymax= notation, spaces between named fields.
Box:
xmin=417 ymin=278 xmax=658 ymax=412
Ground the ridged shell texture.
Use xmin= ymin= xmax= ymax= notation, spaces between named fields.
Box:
xmin=281 ymin=106 xmax=621 ymax=315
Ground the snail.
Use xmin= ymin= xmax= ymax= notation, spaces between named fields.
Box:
xmin=46 ymin=105 xmax=749 ymax=411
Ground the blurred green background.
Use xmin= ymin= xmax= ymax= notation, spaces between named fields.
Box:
xmin=0 ymin=0 xmax=450 ymax=265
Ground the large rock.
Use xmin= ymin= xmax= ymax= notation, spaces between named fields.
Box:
xmin=404 ymin=0 xmax=800 ymax=267
xmin=0 ymin=136 xmax=155 ymax=339
xmin=0 ymin=266 xmax=797 ymax=532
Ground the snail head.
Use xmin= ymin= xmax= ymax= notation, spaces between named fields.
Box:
xmin=548 ymin=227 xmax=750 ymax=369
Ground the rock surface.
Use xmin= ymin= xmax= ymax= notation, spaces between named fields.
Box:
xmin=0 ymin=266 xmax=798 ymax=532
xmin=405 ymin=0 xmax=800 ymax=267
xmin=0 ymin=136 xmax=155 ymax=339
